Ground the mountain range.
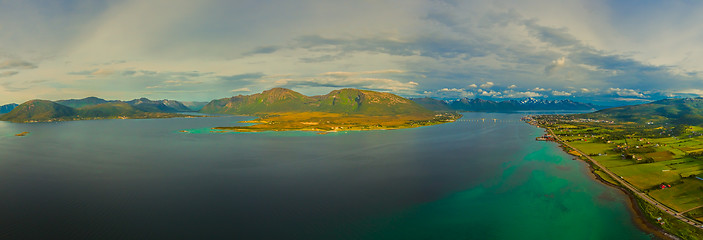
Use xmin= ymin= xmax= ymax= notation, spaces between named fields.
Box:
xmin=578 ymin=97 xmax=703 ymax=125
xmin=0 ymin=97 xmax=195 ymax=123
xmin=0 ymin=103 xmax=18 ymax=114
xmin=411 ymin=97 xmax=603 ymax=112
xmin=0 ymin=88 xmax=616 ymax=123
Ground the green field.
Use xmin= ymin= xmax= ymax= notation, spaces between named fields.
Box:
xmin=532 ymin=115 xmax=703 ymax=228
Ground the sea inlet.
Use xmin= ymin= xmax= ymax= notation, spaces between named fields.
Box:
xmin=0 ymin=112 xmax=654 ymax=239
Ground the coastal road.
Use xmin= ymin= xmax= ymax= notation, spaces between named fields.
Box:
xmin=546 ymin=128 xmax=703 ymax=229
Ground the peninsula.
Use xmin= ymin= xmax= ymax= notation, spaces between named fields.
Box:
xmin=200 ymin=88 xmax=461 ymax=132
xmin=527 ymin=97 xmax=703 ymax=239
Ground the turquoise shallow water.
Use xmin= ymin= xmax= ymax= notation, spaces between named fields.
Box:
xmin=0 ymin=112 xmax=654 ymax=239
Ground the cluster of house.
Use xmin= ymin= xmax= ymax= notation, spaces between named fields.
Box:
xmin=568 ymin=118 xmax=615 ymax=124
xmin=536 ymin=134 xmax=555 ymax=141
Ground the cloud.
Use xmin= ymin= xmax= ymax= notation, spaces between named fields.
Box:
xmin=501 ymin=90 xmax=542 ymax=98
xmin=242 ymin=46 xmax=280 ymax=56
xmin=532 ymin=87 xmax=548 ymax=92
xmin=275 ymin=77 xmax=418 ymax=93
xmin=612 ymin=97 xmax=651 ymax=102
xmin=321 ymin=69 xmax=405 ymax=78
xmin=3 ymin=1 xmax=703 ymax=105
xmin=231 ymin=87 xmax=251 ymax=93
xmin=480 ymin=90 xmax=501 ymax=97
xmin=0 ymin=59 xmax=37 ymax=70
xmin=423 ymin=87 xmax=475 ymax=98
xmin=0 ymin=71 xmax=19 ymax=78
xmin=479 ymin=81 xmax=494 ymax=88
xmin=523 ymin=20 xmax=580 ymax=47
xmin=220 ymin=73 xmax=265 ymax=82
xmin=91 ymin=68 xmax=116 ymax=76
xmin=294 ymin=34 xmax=490 ymax=60
xmin=608 ymin=88 xmax=647 ymax=98
xmin=551 ymin=90 xmax=572 ymax=96
xmin=544 ymin=57 xmax=566 ymax=75
xmin=507 ymin=84 xmax=517 ymax=89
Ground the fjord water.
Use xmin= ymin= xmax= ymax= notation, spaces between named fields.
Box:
xmin=0 ymin=113 xmax=653 ymax=239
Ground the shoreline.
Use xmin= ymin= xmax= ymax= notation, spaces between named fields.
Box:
xmin=211 ymin=112 xmax=462 ymax=133
xmin=539 ymin=127 xmax=680 ymax=240
xmin=574 ymin=144 xmax=678 ymax=240
xmin=212 ymin=124 xmax=430 ymax=133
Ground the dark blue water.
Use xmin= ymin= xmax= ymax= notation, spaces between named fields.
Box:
xmin=0 ymin=113 xmax=653 ymax=239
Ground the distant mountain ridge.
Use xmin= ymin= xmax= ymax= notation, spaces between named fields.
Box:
xmin=411 ymin=97 xmax=602 ymax=112
xmin=0 ymin=103 xmax=18 ymax=114
xmin=0 ymin=97 xmax=193 ymax=123
xmin=125 ymin=98 xmax=191 ymax=112
xmin=200 ymin=88 xmax=431 ymax=116
xmin=579 ymin=97 xmax=703 ymax=125
xmin=0 ymin=100 xmax=77 ymax=122
xmin=56 ymin=97 xmax=193 ymax=112
xmin=56 ymin=97 xmax=113 ymax=108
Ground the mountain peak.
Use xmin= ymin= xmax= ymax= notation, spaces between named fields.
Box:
xmin=201 ymin=88 xmax=430 ymax=116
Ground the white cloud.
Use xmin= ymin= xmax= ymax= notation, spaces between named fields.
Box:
xmin=551 ymin=90 xmax=571 ymax=96
xmin=612 ymin=97 xmax=651 ymax=102
xmin=608 ymin=88 xmax=647 ymax=98
xmin=480 ymin=82 xmax=494 ymax=88
xmin=424 ymin=88 xmax=474 ymax=98
xmin=273 ymin=76 xmax=419 ymax=93
xmin=545 ymin=57 xmax=566 ymax=75
xmin=91 ymin=68 xmax=116 ymax=76
xmin=468 ymin=83 xmax=477 ymax=88
xmin=439 ymin=88 xmax=465 ymax=93
xmin=480 ymin=90 xmax=501 ymax=97
xmin=501 ymin=90 xmax=542 ymax=98
xmin=231 ymin=87 xmax=251 ymax=92
xmin=532 ymin=87 xmax=548 ymax=92
xmin=321 ymin=69 xmax=406 ymax=78
xmin=507 ymin=84 xmax=517 ymax=89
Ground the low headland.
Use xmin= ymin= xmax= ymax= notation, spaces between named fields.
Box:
xmin=212 ymin=111 xmax=461 ymax=133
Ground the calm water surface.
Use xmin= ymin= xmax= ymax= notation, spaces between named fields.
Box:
xmin=0 ymin=113 xmax=654 ymax=239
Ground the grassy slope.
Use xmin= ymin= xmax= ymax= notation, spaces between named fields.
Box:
xmin=0 ymin=100 xmax=76 ymax=122
xmin=0 ymin=100 xmax=185 ymax=123
xmin=583 ymin=98 xmax=703 ymax=124
xmin=77 ymin=102 xmax=145 ymax=118
xmin=201 ymin=88 xmax=432 ymax=116
xmin=201 ymin=88 xmax=316 ymax=114
xmin=55 ymin=97 xmax=110 ymax=108
xmin=201 ymin=88 xmax=453 ymax=132
xmin=410 ymin=97 xmax=452 ymax=111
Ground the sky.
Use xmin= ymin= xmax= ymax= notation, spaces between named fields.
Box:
xmin=1 ymin=0 xmax=703 ymax=106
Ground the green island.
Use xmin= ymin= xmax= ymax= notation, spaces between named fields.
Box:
xmin=213 ymin=111 xmax=460 ymax=133
xmin=202 ymin=88 xmax=461 ymax=132
xmin=527 ymin=97 xmax=703 ymax=239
